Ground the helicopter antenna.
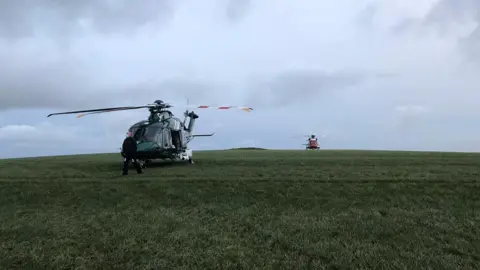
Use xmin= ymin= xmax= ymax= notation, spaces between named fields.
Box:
xmin=183 ymin=95 xmax=190 ymax=127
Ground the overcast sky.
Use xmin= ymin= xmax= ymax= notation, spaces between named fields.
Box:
xmin=1 ymin=0 xmax=480 ymax=158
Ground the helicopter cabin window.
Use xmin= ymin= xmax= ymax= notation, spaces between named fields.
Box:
xmin=159 ymin=111 xmax=172 ymax=120
xmin=143 ymin=125 xmax=162 ymax=142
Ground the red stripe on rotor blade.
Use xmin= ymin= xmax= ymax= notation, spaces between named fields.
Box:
xmin=218 ymin=106 xmax=230 ymax=109
xmin=198 ymin=106 xmax=209 ymax=108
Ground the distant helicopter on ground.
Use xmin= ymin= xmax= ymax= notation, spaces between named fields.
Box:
xmin=304 ymin=134 xmax=320 ymax=150
xmin=292 ymin=133 xmax=324 ymax=150
xmin=47 ymin=100 xmax=253 ymax=167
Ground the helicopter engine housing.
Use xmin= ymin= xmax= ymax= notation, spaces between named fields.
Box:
xmin=163 ymin=117 xmax=182 ymax=131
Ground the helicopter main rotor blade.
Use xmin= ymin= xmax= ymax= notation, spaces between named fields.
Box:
xmin=75 ymin=108 xmax=138 ymax=118
xmin=47 ymin=106 xmax=150 ymax=117
xmin=184 ymin=105 xmax=253 ymax=112
xmin=291 ymin=135 xmax=313 ymax=138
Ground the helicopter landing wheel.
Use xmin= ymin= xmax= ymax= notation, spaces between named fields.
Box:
xmin=188 ymin=157 xmax=194 ymax=164
xmin=145 ymin=160 xmax=152 ymax=167
xmin=141 ymin=160 xmax=151 ymax=169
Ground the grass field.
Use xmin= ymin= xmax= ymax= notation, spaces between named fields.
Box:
xmin=0 ymin=149 xmax=479 ymax=269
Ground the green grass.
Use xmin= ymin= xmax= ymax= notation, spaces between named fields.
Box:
xmin=0 ymin=149 xmax=479 ymax=269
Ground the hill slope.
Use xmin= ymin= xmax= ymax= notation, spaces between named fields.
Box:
xmin=0 ymin=150 xmax=479 ymax=269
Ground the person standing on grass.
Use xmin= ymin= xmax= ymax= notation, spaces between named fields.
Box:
xmin=122 ymin=131 xmax=143 ymax=176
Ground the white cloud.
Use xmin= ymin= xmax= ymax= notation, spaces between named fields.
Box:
xmin=0 ymin=122 xmax=114 ymax=158
xmin=395 ymin=105 xmax=428 ymax=115
xmin=237 ymin=139 xmax=256 ymax=148
xmin=0 ymin=122 xmax=78 ymax=144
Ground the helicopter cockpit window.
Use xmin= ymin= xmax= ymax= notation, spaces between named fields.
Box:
xmin=133 ymin=128 xmax=143 ymax=141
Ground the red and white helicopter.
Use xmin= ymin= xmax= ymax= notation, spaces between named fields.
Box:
xmin=297 ymin=133 xmax=326 ymax=150
xmin=291 ymin=130 xmax=329 ymax=150
xmin=291 ymin=133 xmax=324 ymax=150
xmin=303 ymin=134 xmax=320 ymax=150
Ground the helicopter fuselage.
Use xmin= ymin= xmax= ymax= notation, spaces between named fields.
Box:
xmin=120 ymin=110 xmax=199 ymax=162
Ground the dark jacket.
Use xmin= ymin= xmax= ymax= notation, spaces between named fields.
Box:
xmin=122 ymin=137 xmax=138 ymax=158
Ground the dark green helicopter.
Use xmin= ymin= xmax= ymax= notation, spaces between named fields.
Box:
xmin=47 ymin=100 xmax=253 ymax=167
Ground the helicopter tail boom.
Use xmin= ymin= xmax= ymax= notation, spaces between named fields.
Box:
xmin=192 ymin=133 xmax=214 ymax=137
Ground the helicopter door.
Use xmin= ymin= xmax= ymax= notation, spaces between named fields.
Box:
xmin=171 ymin=130 xmax=181 ymax=149
xmin=157 ymin=128 xmax=171 ymax=149
xmin=180 ymin=130 xmax=188 ymax=148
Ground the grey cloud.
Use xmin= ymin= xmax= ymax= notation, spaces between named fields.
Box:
xmin=135 ymin=78 xmax=226 ymax=104
xmin=116 ymin=77 xmax=233 ymax=107
xmin=0 ymin=1 xmax=381 ymax=113
xmin=0 ymin=42 xmax=230 ymax=111
xmin=464 ymin=27 xmax=480 ymax=57
xmin=424 ymin=0 xmax=480 ymax=59
xmin=390 ymin=18 xmax=420 ymax=35
xmin=0 ymin=0 xmax=174 ymax=39
xmin=390 ymin=105 xmax=430 ymax=135
xmin=424 ymin=0 xmax=480 ymax=24
xmin=380 ymin=0 xmax=480 ymax=61
xmin=117 ymin=69 xmax=370 ymax=109
xmin=0 ymin=58 xmax=96 ymax=110
xmin=0 ymin=60 xmax=385 ymax=112
xmin=0 ymin=75 xmax=225 ymax=112
xmin=244 ymin=70 xmax=376 ymax=108
xmin=355 ymin=3 xmax=377 ymax=27
xmin=0 ymin=0 xmax=257 ymax=40
xmin=0 ymin=60 xmax=147 ymax=111
xmin=225 ymin=0 xmax=251 ymax=23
